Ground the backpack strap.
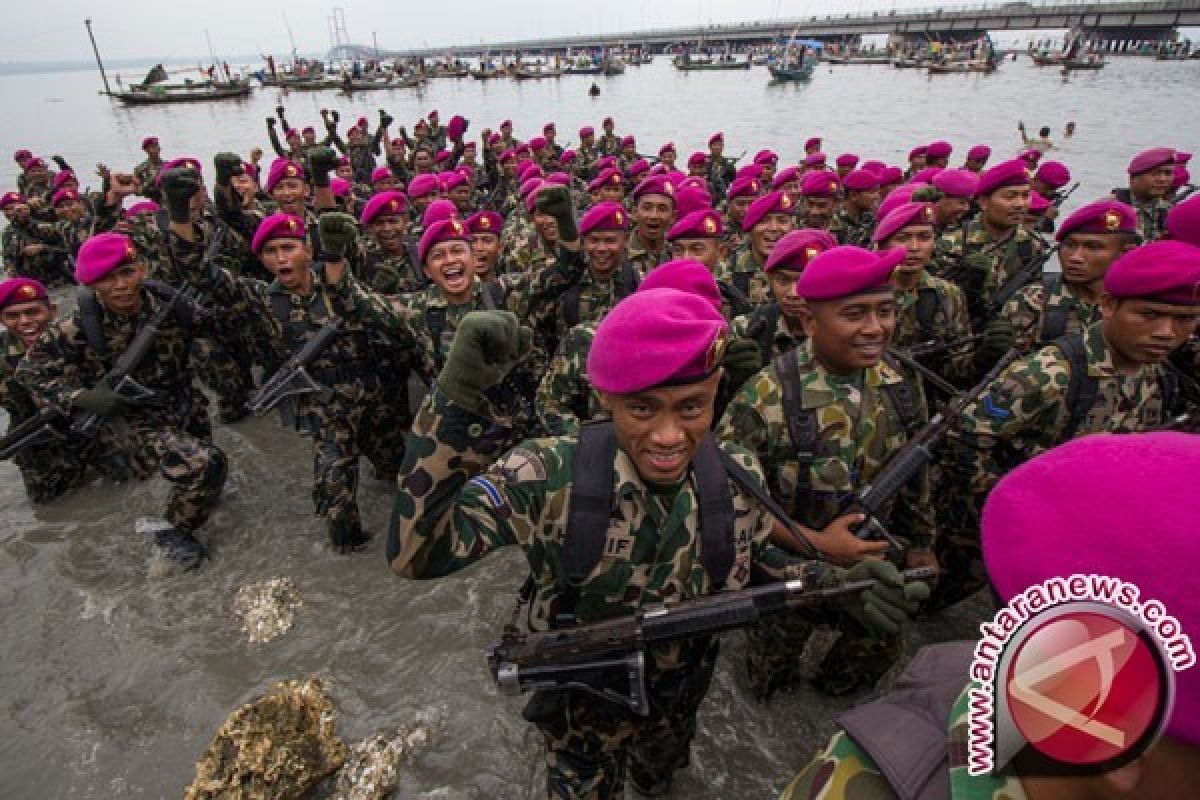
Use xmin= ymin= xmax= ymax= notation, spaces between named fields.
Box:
xmin=732 ymin=270 xmax=751 ymax=297
xmin=75 ymin=287 xmax=109 ymax=360
xmin=691 ymin=435 xmax=736 ymax=589
xmin=913 ymin=287 xmax=941 ymax=341
xmin=880 ymin=354 xmax=924 ymax=437
xmin=563 ymin=422 xmax=619 ymax=586
xmin=562 ymin=285 xmax=582 ymax=330
xmin=1053 ymin=333 xmax=1098 ymax=441
xmin=426 ymin=306 xmax=448 ymax=355
xmin=774 ymin=351 xmax=816 ymax=512
xmin=1038 ymin=272 xmax=1068 ymax=343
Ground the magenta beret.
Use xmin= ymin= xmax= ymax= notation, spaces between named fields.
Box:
xmin=726 ymin=175 xmax=763 ymax=202
xmin=0 ymin=192 xmax=26 ymax=209
xmin=1128 ymin=147 xmax=1176 ymax=176
xmin=487 ymin=133 xmax=502 ymax=146
xmin=417 ymin=217 xmax=468 ymax=264
xmin=124 ymin=200 xmax=160 ymax=218
xmin=50 ymin=188 xmax=79 ymax=208
xmin=1035 ymin=160 xmax=1071 ymax=189
xmin=743 ymin=190 xmax=796 ymax=231
xmin=560 ymin=149 xmax=577 ymax=164
xmin=1178 ymin=151 xmax=1193 ymax=165
xmin=0 ymin=277 xmax=48 ymax=309
xmin=434 ymin=150 xmax=453 ymax=165
xmin=517 ymin=163 xmax=543 ymax=184
xmin=800 ymin=171 xmax=841 ymax=198
xmin=466 ymin=210 xmax=503 ymax=236
xmin=679 ymin=176 xmax=707 ymax=192
xmin=518 ymin=177 xmax=543 ymax=200
xmin=687 ymin=151 xmax=707 ymax=168
xmin=797 ymin=245 xmax=905 ymax=301
xmin=708 ymin=132 xmax=724 ymax=146
xmin=978 ymin=159 xmax=1031 ymax=196
xmin=594 ymin=156 xmax=617 ymax=172
xmin=579 ymin=126 xmax=594 ymax=138
xmin=772 ymin=166 xmax=801 ymax=189
xmin=1056 ymin=200 xmax=1136 ymax=240
xmin=407 ymin=174 xmax=440 ymax=199
xmin=1017 ymin=147 xmax=1042 ymax=165
xmin=1166 ymin=196 xmax=1200 ymax=247
xmin=446 ymin=115 xmax=468 ymax=141
xmin=578 ymin=201 xmax=630 ymax=237
xmin=861 ymin=160 xmax=887 ymax=176
xmin=966 ymin=144 xmax=991 ymax=162
xmin=639 ymin=259 xmax=723 ymax=313
xmin=360 ymin=191 xmax=408 ymax=225
xmin=515 ymin=144 xmax=531 ymax=157
xmin=422 ymin=199 xmax=458 ymax=227
xmin=876 ymin=186 xmax=920 ymax=221
xmin=75 ymin=232 xmax=137 ymax=285
xmin=836 ymin=153 xmax=860 ymax=169
xmin=441 ymin=172 xmax=467 ymax=191
xmin=251 ymin=213 xmax=306 ymax=255
xmin=427 ymin=109 xmax=439 ymax=118
xmin=631 ymin=175 xmax=675 ymax=204
xmin=330 ymin=178 xmax=351 ymax=198
xmin=981 ymin=432 xmax=1200 ymax=747
xmin=667 ymin=209 xmax=723 ymax=241
xmin=601 ymin=117 xmax=612 ymax=126
xmin=529 ymin=136 xmax=547 ymax=151
xmin=1027 ymin=192 xmax=1051 ymax=213
xmin=802 ymin=152 xmax=827 ymax=167
xmin=542 ymin=172 xmax=569 ymax=187
xmin=754 ymin=149 xmax=778 ymax=167
xmin=1175 ymin=165 xmax=1190 ymax=190
xmin=627 ymin=159 xmax=650 ymax=179
xmin=673 ymin=186 xmax=713 ymax=217
xmin=764 ymin=229 xmax=838 ymax=273
xmin=543 ymin=122 xmax=556 ymax=133
xmin=659 ymin=142 xmax=677 ymax=156
xmin=925 ymin=140 xmax=953 ymax=159
xmin=52 ymin=170 xmax=76 ymax=189
xmin=12 ymin=149 xmax=31 ymax=162
xmin=336 ymin=156 xmax=351 ymax=169
xmin=932 ymin=168 xmax=980 ymax=199
xmin=804 ymin=137 xmax=821 ymax=150
xmin=909 ymin=167 xmax=943 ymax=185
xmin=736 ymin=164 xmax=765 ymax=182
xmin=500 ymin=118 xmax=512 ymax=128
xmin=301 ymin=126 xmax=315 ymax=136
xmin=843 ymin=169 xmax=879 ymax=193
xmin=498 ymin=149 xmax=516 ymax=163
xmin=24 ymin=158 xmax=46 ymax=170
xmin=1104 ymin=240 xmax=1200 ymax=304
xmin=371 ymin=166 xmax=394 ymax=184
xmin=878 ymin=166 xmax=905 ymax=186
xmin=523 ymin=182 xmax=546 ymax=213
xmin=266 ymin=159 xmax=305 ymax=191
xmin=587 ymin=168 xmax=624 ymax=193
xmin=620 ymin=135 xmax=636 ymax=148
xmin=908 ymin=146 xmax=927 ymax=160
xmin=588 ymin=288 xmax=728 ymax=394
xmin=872 ymin=202 xmax=937 ymax=244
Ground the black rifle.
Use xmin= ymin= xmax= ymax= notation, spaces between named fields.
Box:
xmin=989 ymin=243 xmax=1061 ymax=316
xmin=70 ymin=285 xmax=192 ymax=439
xmin=246 ymin=319 xmax=343 ymax=416
xmin=844 ymin=347 xmax=1023 ymax=549
xmin=487 ymin=566 xmax=938 ymax=714
xmin=1051 ymin=181 xmax=1080 ymax=209
xmin=903 ymin=334 xmax=983 ymax=359
xmin=0 ymin=407 xmax=64 ymax=461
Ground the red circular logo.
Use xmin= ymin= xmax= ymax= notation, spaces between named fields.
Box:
xmin=1005 ymin=611 xmax=1166 ymax=766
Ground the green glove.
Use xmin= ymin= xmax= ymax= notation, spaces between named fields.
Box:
xmin=437 ymin=311 xmax=533 ymax=417
xmin=307 ymin=146 xmax=338 ymax=188
xmin=160 ymin=167 xmax=202 ymax=224
xmin=74 ymin=382 xmax=124 ymax=417
xmin=534 ymin=186 xmax=578 ymax=242
xmin=213 ymin=152 xmax=243 ymax=188
xmin=959 ymin=252 xmax=992 ymax=296
xmin=720 ymin=337 xmax=762 ymax=392
xmin=379 ymin=109 xmax=394 ymax=128
xmin=317 ymin=212 xmax=358 ymax=260
xmin=823 ymin=559 xmax=929 ymax=638
xmin=266 ymin=117 xmax=277 ymax=128
xmin=975 ymin=317 xmax=1015 ymax=371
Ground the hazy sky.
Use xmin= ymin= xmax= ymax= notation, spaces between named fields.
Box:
xmin=5 ymin=0 xmax=1069 ymax=62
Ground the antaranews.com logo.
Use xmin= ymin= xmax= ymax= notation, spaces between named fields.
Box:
xmin=967 ymin=573 xmax=1196 ymax=776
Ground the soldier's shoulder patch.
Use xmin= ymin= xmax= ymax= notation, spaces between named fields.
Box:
xmin=495 ymin=446 xmax=549 ymax=483
xmin=981 ymin=392 xmax=1013 ymax=420
xmin=468 ymin=475 xmax=510 ymax=516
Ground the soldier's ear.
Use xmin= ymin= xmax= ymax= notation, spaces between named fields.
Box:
xmin=597 ymin=391 xmax=613 ymax=412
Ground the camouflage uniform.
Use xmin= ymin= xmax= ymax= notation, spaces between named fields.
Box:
xmin=715 ymin=248 xmax=771 ymax=309
xmin=388 ymin=390 xmax=825 ymax=798
xmin=933 ymin=322 xmax=1181 ymax=609
xmin=893 ymin=272 xmax=974 ymax=386
xmin=1 ymin=218 xmax=71 ymax=284
xmin=331 ymin=131 xmax=382 ymax=185
xmin=16 ymin=285 xmax=227 ymax=532
xmin=625 ymin=232 xmax=669 ymax=275
xmin=717 ymin=343 xmax=934 ymax=699
xmin=1003 ymin=274 xmax=1101 ymax=354
xmin=730 ymin=303 xmax=805 ymax=365
xmin=535 ymin=321 xmax=603 ymax=437
xmin=356 ymin=236 xmax=424 ymax=294
xmin=597 ymin=133 xmax=621 ymax=157
xmin=133 ymin=158 xmax=164 ymax=201
xmin=1114 ymin=192 xmax=1171 ymax=242
xmin=833 ymin=208 xmax=875 ymax=247
xmin=707 ymin=157 xmax=736 ymax=200
xmin=935 ymin=219 xmax=1043 ymax=331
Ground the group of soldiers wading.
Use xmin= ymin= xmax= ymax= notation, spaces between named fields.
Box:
xmin=2 ymin=108 xmax=1199 ymax=798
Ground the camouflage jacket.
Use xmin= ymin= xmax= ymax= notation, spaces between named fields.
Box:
xmin=546 ymin=263 xmax=638 ymax=345
xmin=832 ymin=208 xmax=874 ymax=247
xmin=625 ymin=231 xmax=669 ymax=275
xmin=597 ymin=133 xmax=621 ymax=157
xmin=356 ymin=236 xmax=424 ymax=294
xmin=388 ymin=389 xmax=826 ymax=671
xmin=1130 ymin=195 xmax=1171 ymax=242
xmin=717 ymin=342 xmax=935 ymax=548
xmin=893 ymin=271 xmax=974 ymax=384
xmin=535 ymin=320 xmax=604 ymax=437
xmin=1003 ymin=274 xmax=1100 ymax=354
xmin=946 ymin=322 xmax=1177 ymax=497
xmin=124 ymin=207 xmax=251 ymax=284
xmin=1 ymin=219 xmax=69 ymax=283
xmin=935 ymin=219 xmax=1043 ymax=326
xmin=715 ymin=248 xmax=772 ymax=309
xmin=780 ymin=681 xmax=1028 ymax=800
xmin=1 ymin=330 xmax=37 ymax=422
xmin=730 ymin=303 xmax=805 ymax=365
xmin=133 ymin=158 xmax=164 ymax=200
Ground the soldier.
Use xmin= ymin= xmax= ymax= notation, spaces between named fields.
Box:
xmin=133 ymin=136 xmax=164 ymax=202
xmin=597 ymin=116 xmax=620 ymax=157
xmin=804 ymin=136 xmax=822 ymax=156
xmin=586 ymin=167 xmax=625 ymax=207
xmin=541 ymin=123 xmax=563 ymax=162
xmin=442 ymin=171 xmax=474 ymax=215
xmin=729 ymin=229 xmax=836 ymax=364
xmin=936 ymin=159 xmax=1044 ymax=332
xmin=325 ymin=109 xmax=386 ymax=185
xmin=835 ymin=153 xmax=858 ymax=180
xmin=753 ymin=150 xmax=778 ymax=187
xmin=932 ymin=240 xmax=1200 ymax=610
xmin=835 ymin=170 xmax=881 ymax=246
xmin=17 ymin=232 xmax=228 ymax=568
xmin=1004 ymin=200 xmax=1139 ymax=354
xmin=1 ymin=192 xmax=71 ymax=285
xmin=356 ymin=191 xmax=423 ymax=293
xmin=718 ymin=190 xmax=795 ymax=308
xmin=707 ymin=132 xmax=737 ymax=199
xmin=626 ymin=175 xmax=676 ymax=274
xmin=962 ymin=143 xmax=990 ymax=173
xmin=666 ymin=208 xmax=749 ymax=318
xmin=904 ymin=145 xmax=927 ymax=179
xmin=20 ymin=157 xmax=54 ymax=204
xmin=1113 ymin=147 xmax=1176 ymax=241
xmin=772 ymin=166 xmax=802 ymax=209
xmin=387 ymin=283 xmax=924 ymax=798
xmin=721 ymin=174 xmax=763 ymax=252
xmin=1030 ymin=159 xmax=1070 ymax=207
xmin=925 ymin=139 xmax=953 ymax=169
xmin=783 ymin=432 xmax=1200 ymax=800
xmin=576 ymin=126 xmax=598 ymax=176
xmin=799 ymin=170 xmax=842 ymax=234
xmin=718 ymin=245 xmax=937 ymax=699
xmin=929 ymin=168 xmax=979 ymax=232
xmin=466 ymin=210 xmax=505 ymax=282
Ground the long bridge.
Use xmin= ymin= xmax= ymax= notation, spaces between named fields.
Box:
xmin=328 ymin=0 xmax=1200 ymax=60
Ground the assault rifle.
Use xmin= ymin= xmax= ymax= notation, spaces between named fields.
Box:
xmin=989 ymin=242 xmax=1061 ymax=316
xmin=903 ymin=334 xmax=983 ymax=359
xmin=1051 ymin=181 xmax=1080 ymax=209
xmin=70 ymin=284 xmax=192 ymax=439
xmin=0 ymin=407 xmax=64 ymax=461
xmin=487 ymin=566 xmax=938 ymax=714
xmin=246 ymin=319 xmax=343 ymax=416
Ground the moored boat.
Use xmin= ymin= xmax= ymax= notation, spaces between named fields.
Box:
xmin=113 ymin=80 xmax=253 ymax=105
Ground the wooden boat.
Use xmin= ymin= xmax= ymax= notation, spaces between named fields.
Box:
xmin=825 ymin=54 xmax=891 ymax=65
xmin=891 ymin=58 xmax=928 ymax=69
xmin=927 ymin=60 xmax=997 ymax=75
xmin=470 ymin=67 xmax=505 ymax=80
xmin=113 ymin=80 xmax=252 ymax=105
xmin=1030 ymin=52 xmax=1070 ymax=66
xmin=672 ymin=56 xmax=751 ymax=71
xmin=1063 ymin=57 xmax=1106 ymax=71
xmin=343 ymin=74 xmax=422 ymax=91
xmin=277 ymin=76 xmax=338 ymax=91
xmin=512 ymin=66 xmax=564 ymax=80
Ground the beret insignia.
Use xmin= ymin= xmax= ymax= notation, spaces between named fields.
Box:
xmin=389 ymin=200 xmax=398 ymax=212
xmin=703 ymin=216 xmax=718 ymax=234
xmin=287 ymin=218 xmax=298 ymax=231
xmin=705 ymin=331 xmax=728 ymax=371
xmin=828 ymin=181 xmax=838 ymax=192
xmin=125 ymin=245 xmax=135 ymax=259
xmin=805 ymin=247 xmax=820 ymax=261
xmin=452 ymin=221 xmax=463 ymax=234
xmin=1104 ymin=210 xmax=1121 ymax=231
xmin=609 ymin=173 xmax=621 ymax=185
xmin=615 ymin=210 xmax=625 ymax=225
xmin=663 ymin=182 xmax=674 ymax=195
xmin=479 ymin=216 xmax=491 ymax=229
xmin=751 ymin=181 xmax=760 ymax=193
xmin=18 ymin=285 xmax=36 ymax=299
xmin=923 ymin=206 xmax=935 ymax=221
xmin=780 ymin=194 xmax=793 ymax=209
xmin=286 ymin=165 xmax=298 ymax=176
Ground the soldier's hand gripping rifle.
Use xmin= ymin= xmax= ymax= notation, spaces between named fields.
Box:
xmin=0 ymin=407 xmax=65 ymax=461
xmin=487 ymin=566 xmax=938 ymax=714
xmin=246 ymin=319 xmax=343 ymax=416
xmin=989 ymin=242 xmax=1062 ymax=317
xmin=844 ymin=346 xmax=1023 ymax=550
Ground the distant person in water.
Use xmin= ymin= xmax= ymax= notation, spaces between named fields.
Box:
xmin=1018 ymin=121 xmax=1053 ymax=151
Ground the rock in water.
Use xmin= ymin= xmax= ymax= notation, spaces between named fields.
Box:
xmin=184 ymin=678 xmax=348 ymax=800
xmin=328 ymin=725 xmax=433 ymax=800
xmin=232 ymin=577 xmax=302 ymax=644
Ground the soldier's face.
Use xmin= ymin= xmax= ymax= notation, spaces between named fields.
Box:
xmin=670 ymin=239 xmax=722 ymax=271
xmin=335 ymin=164 xmax=354 ymax=180
xmin=598 ymin=185 xmax=624 ymax=204
xmin=145 ymin=144 xmax=161 ymax=159
xmin=532 ymin=211 xmax=559 ymax=244
xmin=369 ymin=215 xmax=406 ymax=253
xmin=1101 ymin=296 xmax=1198 ymax=366
xmin=710 ymin=142 xmax=724 ymax=157
xmin=414 ymin=151 xmax=433 ymax=172
xmin=761 ymin=164 xmax=776 ymax=184
xmin=728 ymin=195 xmax=753 ymax=223
xmin=936 ymin=196 xmax=971 ymax=227
xmin=750 ymin=212 xmax=794 ymax=259
xmin=689 ymin=162 xmax=708 ymax=177
xmin=660 ymin=152 xmax=676 ymax=169
xmin=231 ymin=173 xmax=257 ymax=195
xmin=849 ymin=188 xmax=879 ymax=213
xmin=768 ymin=268 xmax=805 ymax=317
xmin=886 ymin=226 xmax=936 ymax=273
xmin=1131 ymin=166 xmax=1175 ymax=200
xmin=980 ymin=186 xmax=1030 ymax=229
xmin=271 ymin=178 xmax=309 ymax=215
xmin=92 ymin=262 xmax=148 ymax=317
xmin=303 ymin=132 xmax=317 ymax=144
xmin=600 ymin=371 xmax=722 ymax=487
xmin=501 ymin=161 xmax=517 ymax=179
xmin=802 ymin=197 xmax=835 ymax=228
xmin=469 ymin=233 xmax=500 ymax=274
xmin=802 ymin=293 xmax=897 ymax=373
xmin=634 ymin=196 xmax=675 ymax=241
xmin=260 ymin=238 xmax=313 ymax=291
xmin=1 ymin=299 xmax=54 ymax=349
xmin=449 ymin=186 xmax=472 ymax=210
xmin=1059 ymin=233 xmax=1129 ymax=286
xmin=583 ymin=231 xmax=627 ymax=277
xmin=424 ymin=240 xmax=474 ymax=299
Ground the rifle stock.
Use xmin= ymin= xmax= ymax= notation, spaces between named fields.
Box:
xmin=247 ymin=319 xmax=342 ymax=416
xmin=0 ymin=407 xmax=65 ymax=461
